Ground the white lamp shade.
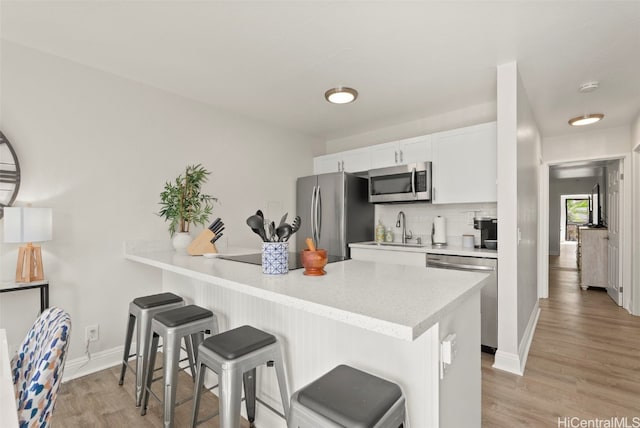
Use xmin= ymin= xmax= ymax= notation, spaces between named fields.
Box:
xmin=3 ymin=207 xmax=52 ymax=243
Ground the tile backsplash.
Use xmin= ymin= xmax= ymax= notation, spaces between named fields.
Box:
xmin=375 ymin=202 xmax=497 ymax=246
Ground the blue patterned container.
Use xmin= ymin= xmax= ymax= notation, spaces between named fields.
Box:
xmin=262 ymin=242 xmax=289 ymax=274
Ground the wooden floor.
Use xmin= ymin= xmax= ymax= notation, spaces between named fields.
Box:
xmin=482 ymin=242 xmax=640 ymax=427
xmin=54 ymin=242 xmax=639 ymax=427
xmin=54 ymin=358 xmax=250 ymax=427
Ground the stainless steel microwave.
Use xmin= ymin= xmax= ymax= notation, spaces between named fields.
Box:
xmin=368 ymin=161 xmax=432 ymax=203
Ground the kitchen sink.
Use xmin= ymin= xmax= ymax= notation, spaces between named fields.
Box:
xmin=363 ymin=242 xmax=425 ymax=248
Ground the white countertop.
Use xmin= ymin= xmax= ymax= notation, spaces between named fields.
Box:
xmin=350 ymin=241 xmax=498 ymax=259
xmin=125 ymin=245 xmax=489 ymax=341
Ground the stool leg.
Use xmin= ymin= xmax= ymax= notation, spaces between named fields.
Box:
xmin=119 ymin=313 xmax=136 ymax=386
xmin=141 ymin=332 xmax=160 ymax=416
xmin=190 ymin=360 xmax=206 ymax=428
xmin=219 ymin=366 xmax=243 ymax=428
xmin=243 ymin=368 xmax=256 ymax=426
xmin=162 ymin=332 xmax=181 ymax=428
xmin=136 ymin=310 xmax=152 ymax=406
xmin=273 ymin=346 xmax=290 ymax=419
xmin=184 ymin=335 xmax=197 ymax=379
xmin=189 ymin=332 xmax=206 ymax=379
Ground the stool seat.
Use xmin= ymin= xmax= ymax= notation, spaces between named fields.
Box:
xmin=202 ymin=325 xmax=276 ymax=359
xmin=290 ymin=365 xmax=405 ymax=428
xmin=154 ymin=304 xmax=214 ymax=327
xmin=133 ymin=292 xmax=183 ymax=309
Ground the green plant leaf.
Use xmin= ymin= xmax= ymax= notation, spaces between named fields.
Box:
xmin=157 ymin=164 xmax=218 ymax=237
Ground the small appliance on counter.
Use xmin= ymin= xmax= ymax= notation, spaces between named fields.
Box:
xmin=473 ymin=217 xmax=497 ymax=249
xmin=431 ymin=216 xmax=447 ymax=247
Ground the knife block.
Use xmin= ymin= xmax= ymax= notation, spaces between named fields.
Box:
xmin=187 ymin=229 xmax=218 ymax=256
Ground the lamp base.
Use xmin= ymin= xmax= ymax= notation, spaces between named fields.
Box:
xmin=16 ymin=243 xmax=45 ymax=283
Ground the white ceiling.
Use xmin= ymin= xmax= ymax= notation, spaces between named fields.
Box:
xmin=1 ymin=1 xmax=639 ymax=140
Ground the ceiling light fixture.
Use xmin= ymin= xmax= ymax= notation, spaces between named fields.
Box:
xmin=578 ymin=81 xmax=599 ymax=93
xmin=325 ymin=87 xmax=358 ymax=104
xmin=568 ymin=113 xmax=604 ymax=126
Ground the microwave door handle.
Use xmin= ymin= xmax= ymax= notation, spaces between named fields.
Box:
xmin=411 ymin=167 xmax=416 ymax=198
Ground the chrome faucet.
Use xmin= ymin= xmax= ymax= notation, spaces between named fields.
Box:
xmin=396 ymin=211 xmax=413 ymax=244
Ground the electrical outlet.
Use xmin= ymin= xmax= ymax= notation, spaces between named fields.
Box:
xmin=86 ymin=324 xmax=99 ymax=343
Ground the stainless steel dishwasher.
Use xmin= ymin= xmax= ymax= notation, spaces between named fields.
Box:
xmin=426 ymin=253 xmax=498 ymax=354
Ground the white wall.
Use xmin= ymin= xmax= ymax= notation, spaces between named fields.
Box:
xmin=632 ymin=111 xmax=640 ymax=315
xmin=494 ymin=61 xmax=540 ymax=375
xmin=375 ymin=202 xmax=497 ymax=246
xmin=0 ymin=41 xmax=320 ymax=362
xmin=514 ymin=69 xmax=540 ymax=350
xmin=548 ymin=177 xmax=603 ymax=255
xmin=325 ymin=102 xmax=496 ymax=153
xmin=543 ymin=126 xmax=630 ymax=163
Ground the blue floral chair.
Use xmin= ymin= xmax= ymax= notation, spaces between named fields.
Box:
xmin=11 ymin=307 xmax=72 ymax=428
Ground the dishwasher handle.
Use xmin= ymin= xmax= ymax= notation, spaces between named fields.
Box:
xmin=427 ymin=260 xmax=495 ymax=272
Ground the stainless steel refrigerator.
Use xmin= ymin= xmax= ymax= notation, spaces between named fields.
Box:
xmin=296 ymin=172 xmax=374 ymax=257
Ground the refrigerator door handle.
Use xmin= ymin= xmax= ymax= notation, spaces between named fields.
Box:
xmin=310 ymin=186 xmax=317 ymax=244
xmin=316 ymin=186 xmax=322 ymax=243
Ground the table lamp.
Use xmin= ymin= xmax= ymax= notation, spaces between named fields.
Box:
xmin=3 ymin=207 xmax=52 ymax=282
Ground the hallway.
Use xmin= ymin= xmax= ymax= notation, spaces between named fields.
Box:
xmin=481 ymin=243 xmax=640 ymax=427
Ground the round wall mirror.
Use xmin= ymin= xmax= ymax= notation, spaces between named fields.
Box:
xmin=0 ymin=131 xmax=21 ymax=219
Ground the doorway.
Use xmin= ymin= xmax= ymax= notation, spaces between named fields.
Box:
xmin=540 ymin=157 xmax=629 ymax=310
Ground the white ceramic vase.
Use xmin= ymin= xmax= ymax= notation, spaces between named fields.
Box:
xmin=172 ymin=232 xmax=192 ymax=253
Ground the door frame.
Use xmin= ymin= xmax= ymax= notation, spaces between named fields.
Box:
xmin=538 ymin=154 xmax=632 ymax=313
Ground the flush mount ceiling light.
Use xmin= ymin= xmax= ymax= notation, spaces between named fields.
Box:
xmin=579 ymin=81 xmax=599 ymax=93
xmin=568 ymin=113 xmax=604 ymax=126
xmin=325 ymin=87 xmax=358 ymax=104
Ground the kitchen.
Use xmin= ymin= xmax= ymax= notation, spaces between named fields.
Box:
xmin=1 ymin=2 xmax=639 ymax=428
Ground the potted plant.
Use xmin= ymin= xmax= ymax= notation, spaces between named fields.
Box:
xmin=158 ymin=164 xmax=217 ymax=251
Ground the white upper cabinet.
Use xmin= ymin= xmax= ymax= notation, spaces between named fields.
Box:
xmin=314 ymin=147 xmax=371 ymax=174
xmin=369 ymin=135 xmax=432 ymax=170
xmin=431 ymin=121 xmax=497 ymax=204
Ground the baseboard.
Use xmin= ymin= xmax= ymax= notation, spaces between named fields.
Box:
xmin=492 ymin=301 xmax=540 ymax=376
xmin=517 ymin=301 xmax=540 ymax=374
xmin=62 ymin=345 xmax=123 ymax=382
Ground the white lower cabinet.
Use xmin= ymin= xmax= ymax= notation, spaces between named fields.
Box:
xmin=431 ymin=122 xmax=496 ymax=204
xmin=350 ymin=247 xmax=426 ymax=267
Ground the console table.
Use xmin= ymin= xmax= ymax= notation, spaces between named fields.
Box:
xmin=0 ymin=280 xmax=49 ymax=313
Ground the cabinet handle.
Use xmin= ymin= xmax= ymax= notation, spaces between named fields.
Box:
xmin=432 ymin=187 xmax=436 ymax=201
xmin=400 ymin=150 xmax=404 ymax=163
xmin=341 ymin=160 xmax=345 ymax=171
xmin=337 ymin=161 xmax=341 ymax=171
xmin=394 ymin=151 xmax=398 ymax=164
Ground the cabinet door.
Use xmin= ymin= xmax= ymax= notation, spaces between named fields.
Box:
xmin=431 ymin=122 xmax=496 ymax=204
xmin=369 ymin=142 xmax=400 ymax=169
xmin=313 ymin=153 xmax=342 ymax=174
xmin=399 ymin=135 xmax=432 ymax=164
xmin=341 ymin=147 xmax=371 ymax=173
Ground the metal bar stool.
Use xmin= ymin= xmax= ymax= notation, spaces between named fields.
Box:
xmin=141 ymin=304 xmax=219 ymax=428
xmin=191 ymin=325 xmax=290 ymax=428
xmin=119 ymin=292 xmax=185 ymax=406
xmin=288 ymin=365 xmax=406 ymax=428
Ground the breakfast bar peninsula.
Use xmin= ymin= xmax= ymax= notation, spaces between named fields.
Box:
xmin=125 ymin=242 xmax=488 ymax=428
